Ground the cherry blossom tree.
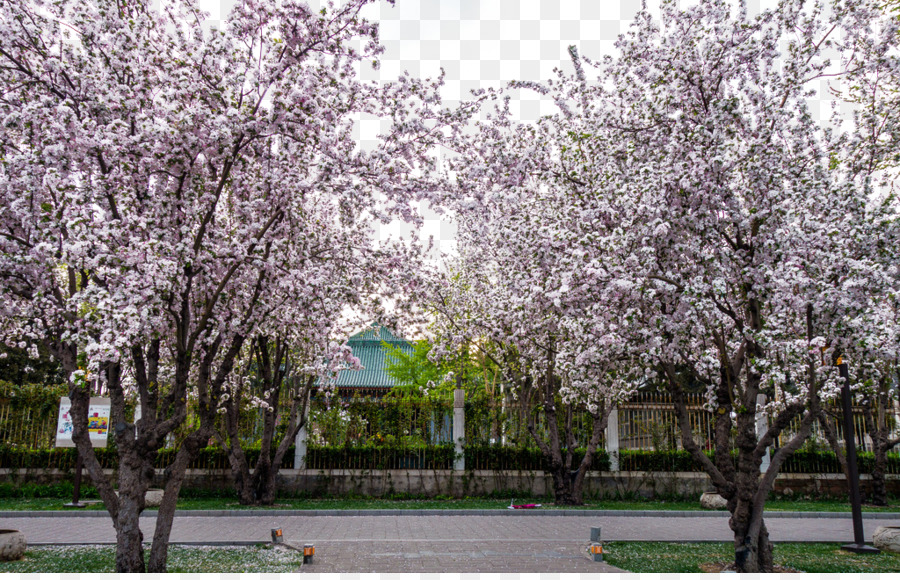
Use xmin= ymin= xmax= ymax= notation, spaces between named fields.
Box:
xmin=426 ymin=251 xmax=638 ymax=505
xmin=815 ymin=4 xmax=900 ymax=505
xmin=0 ymin=0 xmax=448 ymax=571
xmin=434 ymin=0 xmax=898 ymax=570
xmin=216 ymin=332 xmax=358 ymax=506
xmin=213 ymin=246 xmax=411 ymax=506
xmin=424 ymin=96 xmax=644 ymax=504
xmin=562 ymin=0 xmax=896 ymax=571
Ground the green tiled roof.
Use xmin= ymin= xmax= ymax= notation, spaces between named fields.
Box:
xmin=335 ymin=325 xmax=413 ymax=388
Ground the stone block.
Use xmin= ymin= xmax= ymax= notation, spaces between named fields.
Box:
xmin=873 ymin=526 xmax=900 ymax=553
xmin=700 ymin=491 xmax=728 ymax=509
xmin=0 ymin=530 xmax=26 ymax=561
xmin=114 ymin=488 xmax=164 ymax=507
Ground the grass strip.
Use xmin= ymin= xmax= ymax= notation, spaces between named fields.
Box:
xmin=602 ymin=541 xmax=900 ymax=573
xmin=0 ymin=544 xmax=304 ymax=573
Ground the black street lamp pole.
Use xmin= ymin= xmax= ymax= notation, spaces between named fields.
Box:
xmin=837 ymin=358 xmax=878 ymax=554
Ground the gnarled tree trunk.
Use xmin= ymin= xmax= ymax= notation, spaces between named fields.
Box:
xmin=218 ymin=336 xmax=313 ymax=505
xmin=664 ymin=303 xmax=819 ymax=572
xmin=524 ymin=361 xmax=611 ymax=506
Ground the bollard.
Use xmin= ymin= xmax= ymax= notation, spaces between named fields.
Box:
xmin=589 ymin=527 xmax=603 ymax=562
xmin=303 ymin=544 xmax=315 ymax=564
xmin=271 ymin=528 xmax=283 ymax=544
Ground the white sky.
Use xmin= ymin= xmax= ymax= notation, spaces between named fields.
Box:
xmin=196 ymin=0 xmax=809 ymax=257
xmin=197 ymin=0 xmax=659 ymax=255
xmin=192 ymin=0 xmax=844 ymax=337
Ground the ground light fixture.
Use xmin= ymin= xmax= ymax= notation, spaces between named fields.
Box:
xmin=271 ymin=528 xmax=283 ymax=544
xmin=590 ymin=526 xmax=603 ymax=562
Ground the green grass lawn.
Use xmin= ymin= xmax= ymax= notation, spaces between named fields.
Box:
xmin=0 ymin=544 xmax=304 ymax=573
xmin=0 ymin=495 xmax=898 ymax=512
xmin=603 ymin=542 xmax=900 ymax=573
xmin=4 ymin=542 xmax=898 ymax=572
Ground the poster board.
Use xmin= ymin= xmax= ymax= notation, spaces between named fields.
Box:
xmin=55 ymin=397 xmax=111 ymax=448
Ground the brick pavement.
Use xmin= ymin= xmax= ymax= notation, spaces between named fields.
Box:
xmin=6 ymin=512 xmax=900 ymax=544
xmin=288 ymin=540 xmax=622 ymax=573
xmin=4 ymin=512 xmax=899 ymax=573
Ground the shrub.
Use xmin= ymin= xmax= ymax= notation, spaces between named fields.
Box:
xmin=2 ymin=445 xmax=897 ymax=475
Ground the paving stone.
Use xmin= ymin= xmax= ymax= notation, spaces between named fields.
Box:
xmin=5 ymin=512 xmax=900 ymax=573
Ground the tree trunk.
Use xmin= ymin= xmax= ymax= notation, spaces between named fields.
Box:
xmin=65 ymin=360 xmax=152 ymax=573
xmin=731 ymin=511 xmax=773 ymax=573
xmin=549 ymin=465 xmax=579 ymax=505
xmin=257 ymin=463 xmax=277 ymax=506
xmin=252 ymin=455 xmax=274 ymax=504
xmin=147 ymin=429 xmax=208 ymax=572
xmin=665 ymin=344 xmax=814 ymax=574
xmin=870 ymin=425 xmax=889 ymax=506
xmin=221 ymin=434 xmax=256 ymax=505
xmin=114 ymin=479 xmax=147 ymax=573
xmin=868 ymin=381 xmax=896 ymax=507
xmin=219 ymin=344 xmax=310 ymax=506
xmin=725 ymin=478 xmax=774 ymax=573
xmin=524 ymin=377 xmax=608 ymax=506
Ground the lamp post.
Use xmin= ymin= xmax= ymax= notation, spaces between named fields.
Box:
xmin=836 ymin=356 xmax=879 ymax=554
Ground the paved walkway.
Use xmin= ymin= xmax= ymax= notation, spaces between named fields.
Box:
xmin=4 ymin=510 xmax=899 ymax=573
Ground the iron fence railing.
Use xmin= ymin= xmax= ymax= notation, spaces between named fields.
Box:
xmin=0 ymin=401 xmax=59 ymax=449
xmin=618 ymin=392 xmax=711 ymax=451
xmin=3 ymin=391 xmax=900 ymax=476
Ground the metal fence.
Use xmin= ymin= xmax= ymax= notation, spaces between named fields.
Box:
xmin=0 ymin=401 xmax=59 ymax=449
xmin=618 ymin=392 xmax=710 ymax=451
xmin=616 ymin=391 xmax=899 ymax=454
xmin=3 ymin=391 xmax=899 ymax=473
xmin=464 ymin=398 xmax=605 ymax=449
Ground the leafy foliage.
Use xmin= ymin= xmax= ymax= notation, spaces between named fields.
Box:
xmin=0 ymin=344 xmax=62 ymax=385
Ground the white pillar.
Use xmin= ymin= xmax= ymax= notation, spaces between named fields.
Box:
xmin=605 ymin=405 xmax=620 ymax=472
xmin=756 ymin=394 xmax=770 ymax=473
xmin=294 ymin=398 xmax=310 ymax=470
xmin=500 ymin=383 xmax=507 ymax=446
xmin=893 ymin=395 xmax=900 ymax=443
xmin=453 ymin=389 xmax=465 ymax=471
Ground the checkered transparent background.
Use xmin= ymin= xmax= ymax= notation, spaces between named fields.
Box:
xmin=196 ymin=0 xmax=838 ymax=255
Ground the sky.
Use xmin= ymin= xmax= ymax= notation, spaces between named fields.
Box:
xmin=192 ymin=0 xmax=840 ymax=335
xmin=196 ymin=0 xmax=829 ymax=257
xmin=197 ymin=0 xmax=833 ymax=249
xmin=197 ymin=0 xmax=674 ymax=255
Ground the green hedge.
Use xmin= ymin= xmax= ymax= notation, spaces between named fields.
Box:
xmin=2 ymin=445 xmax=898 ymax=474
xmin=0 ymin=445 xmax=296 ymax=471
xmin=782 ymin=449 xmax=900 ymax=475
xmin=306 ymin=444 xmax=455 ymax=470
xmin=618 ymin=449 xmax=705 ymax=472
xmin=464 ymin=445 xmax=612 ymax=471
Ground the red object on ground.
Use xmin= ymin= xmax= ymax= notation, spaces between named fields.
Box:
xmin=508 ymin=503 xmax=542 ymax=509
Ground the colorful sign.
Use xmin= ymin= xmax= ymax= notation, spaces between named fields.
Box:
xmin=55 ymin=397 xmax=111 ymax=448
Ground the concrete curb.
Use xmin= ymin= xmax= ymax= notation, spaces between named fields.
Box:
xmin=3 ymin=509 xmax=900 ymax=519
xmin=23 ymin=538 xmax=872 ymax=546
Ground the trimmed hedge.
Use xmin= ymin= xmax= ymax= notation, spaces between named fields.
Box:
xmin=306 ymin=444 xmax=455 ymax=470
xmin=464 ymin=445 xmax=612 ymax=472
xmin=782 ymin=449 xmax=900 ymax=475
xmin=2 ymin=445 xmax=898 ymax=474
xmin=618 ymin=449 xmax=705 ymax=472
xmin=0 ymin=445 xmax=296 ymax=471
